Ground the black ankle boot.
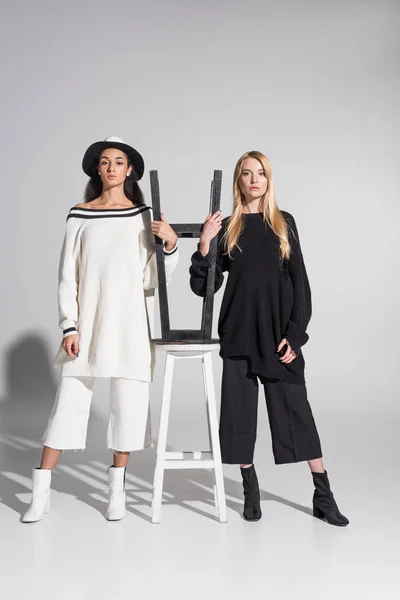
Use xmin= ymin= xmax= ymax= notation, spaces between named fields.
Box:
xmin=241 ymin=465 xmax=262 ymax=521
xmin=312 ymin=470 xmax=349 ymax=526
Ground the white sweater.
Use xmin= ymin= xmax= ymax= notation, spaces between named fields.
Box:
xmin=54 ymin=204 xmax=179 ymax=381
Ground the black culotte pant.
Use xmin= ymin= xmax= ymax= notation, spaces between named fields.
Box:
xmin=219 ymin=357 xmax=322 ymax=465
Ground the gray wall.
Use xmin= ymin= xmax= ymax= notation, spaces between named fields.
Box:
xmin=1 ymin=0 xmax=399 ymax=434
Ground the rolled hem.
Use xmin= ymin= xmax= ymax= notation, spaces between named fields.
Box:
xmin=43 ymin=443 xmax=85 ymax=452
xmin=274 ymin=453 xmax=323 ymax=465
xmin=219 ymin=430 xmax=256 ymax=466
xmin=108 ymin=441 xmax=152 ymax=453
xmin=222 ymin=458 xmax=254 ymax=465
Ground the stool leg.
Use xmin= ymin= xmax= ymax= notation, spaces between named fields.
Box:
xmin=202 ymin=363 xmax=218 ymax=511
xmin=152 ymin=353 xmax=175 ymax=524
xmin=202 ymin=352 xmax=227 ymax=523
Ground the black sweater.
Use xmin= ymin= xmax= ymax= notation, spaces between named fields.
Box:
xmin=189 ymin=212 xmax=311 ymax=383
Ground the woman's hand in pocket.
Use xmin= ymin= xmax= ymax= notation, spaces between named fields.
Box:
xmin=277 ymin=338 xmax=296 ymax=364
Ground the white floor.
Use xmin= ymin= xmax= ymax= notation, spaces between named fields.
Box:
xmin=0 ymin=375 xmax=399 ymax=599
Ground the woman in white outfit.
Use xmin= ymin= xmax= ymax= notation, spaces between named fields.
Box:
xmin=22 ymin=137 xmax=179 ymax=523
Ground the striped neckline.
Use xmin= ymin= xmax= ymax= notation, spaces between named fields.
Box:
xmin=67 ymin=205 xmax=151 ymax=220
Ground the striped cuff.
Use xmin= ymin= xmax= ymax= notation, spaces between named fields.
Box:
xmin=63 ymin=327 xmax=77 ymax=339
xmin=163 ymin=243 xmax=178 ymax=256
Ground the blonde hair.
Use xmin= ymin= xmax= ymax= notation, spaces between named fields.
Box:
xmin=223 ymin=151 xmax=291 ymax=259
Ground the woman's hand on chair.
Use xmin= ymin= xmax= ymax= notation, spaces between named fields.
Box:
xmin=199 ymin=211 xmax=222 ymax=256
xmin=151 ymin=214 xmax=178 ymax=251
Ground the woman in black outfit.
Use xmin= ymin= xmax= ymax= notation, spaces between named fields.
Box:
xmin=190 ymin=151 xmax=348 ymax=526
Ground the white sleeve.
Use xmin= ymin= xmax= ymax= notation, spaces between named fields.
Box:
xmin=58 ymin=216 xmax=81 ymax=337
xmin=139 ymin=210 xmax=179 ymax=291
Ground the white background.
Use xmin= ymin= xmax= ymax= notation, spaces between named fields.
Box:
xmin=0 ymin=2 xmax=399 ymax=599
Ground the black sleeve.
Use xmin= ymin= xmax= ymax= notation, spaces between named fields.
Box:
xmin=283 ymin=213 xmax=312 ymax=352
xmin=189 ymin=225 xmax=228 ymax=297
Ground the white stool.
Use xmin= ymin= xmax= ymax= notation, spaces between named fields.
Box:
xmin=151 ymin=343 xmax=227 ymax=523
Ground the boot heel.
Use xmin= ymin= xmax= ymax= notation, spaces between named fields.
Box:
xmin=313 ymin=504 xmax=326 ymax=520
xmin=312 ymin=470 xmax=349 ymax=526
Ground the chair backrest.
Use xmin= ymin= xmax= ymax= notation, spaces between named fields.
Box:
xmin=150 ymin=169 xmax=222 ymax=343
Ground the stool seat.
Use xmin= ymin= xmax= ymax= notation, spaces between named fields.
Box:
xmin=151 ymin=346 xmax=227 ymax=524
xmin=154 ymin=342 xmax=220 ymax=354
xmin=153 ymin=340 xmax=220 ymax=351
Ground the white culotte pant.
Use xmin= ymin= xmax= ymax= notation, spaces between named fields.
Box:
xmin=42 ymin=376 xmax=151 ymax=452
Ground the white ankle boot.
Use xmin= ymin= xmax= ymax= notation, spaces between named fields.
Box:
xmin=106 ymin=466 xmax=126 ymax=521
xmin=22 ymin=468 xmax=52 ymax=523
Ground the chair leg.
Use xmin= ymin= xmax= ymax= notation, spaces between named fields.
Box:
xmin=203 ymin=352 xmax=227 ymax=523
xmin=152 ymin=353 xmax=175 ymax=524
